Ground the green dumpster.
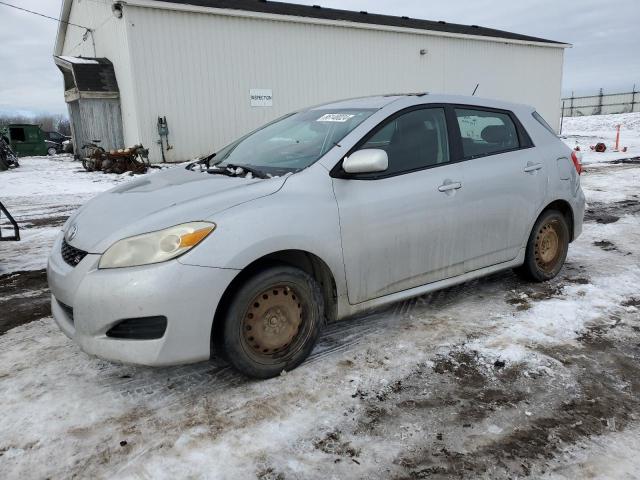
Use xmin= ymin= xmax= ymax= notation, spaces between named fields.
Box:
xmin=3 ymin=124 xmax=47 ymax=157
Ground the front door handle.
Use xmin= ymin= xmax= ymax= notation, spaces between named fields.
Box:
xmin=438 ymin=181 xmax=462 ymax=192
xmin=524 ymin=162 xmax=543 ymax=173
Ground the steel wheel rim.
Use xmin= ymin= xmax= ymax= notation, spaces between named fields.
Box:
xmin=242 ymin=285 xmax=304 ymax=358
xmin=534 ymin=219 xmax=564 ymax=273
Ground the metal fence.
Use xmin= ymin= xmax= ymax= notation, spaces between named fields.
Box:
xmin=562 ymin=86 xmax=639 ymax=117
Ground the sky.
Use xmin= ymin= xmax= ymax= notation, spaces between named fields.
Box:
xmin=0 ymin=0 xmax=638 ymax=116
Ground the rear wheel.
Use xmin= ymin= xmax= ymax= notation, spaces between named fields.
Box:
xmin=223 ymin=266 xmax=324 ymax=379
xmin=516 ymin=209 xmax=569 ymax=282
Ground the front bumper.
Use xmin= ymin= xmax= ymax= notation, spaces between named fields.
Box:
xmin=47 ymin=233 xmax=239 ymax=366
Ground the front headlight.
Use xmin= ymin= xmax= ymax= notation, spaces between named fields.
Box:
xmin=99 ymin=222 xmax=216 ymax=269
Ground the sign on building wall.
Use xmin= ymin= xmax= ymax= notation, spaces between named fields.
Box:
xmin=250 ymin=89 xmax=273 ymax=107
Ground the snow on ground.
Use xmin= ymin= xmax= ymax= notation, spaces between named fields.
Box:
xmin=0 ymin=155 xmax=145 ymax=273
xmin=562 ymin=111 xmax=640 ymax=164
xmin=1 ymin=115 xmax=640 ymax=479
xmin=542 ymin=426 xmax=640 ymax=480
xmin=2 ymin=154 xmax=132 ymax=198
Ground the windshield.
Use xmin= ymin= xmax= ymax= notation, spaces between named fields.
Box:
xmin=212 ymin=108 xmax=376 ymax=175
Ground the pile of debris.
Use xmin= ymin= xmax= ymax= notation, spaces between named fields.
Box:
xmin=81 ymin=143 xmax=150 ymax=174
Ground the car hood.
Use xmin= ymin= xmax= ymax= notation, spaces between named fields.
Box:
xmin=66 ymin=166 xmax=288 ymax=253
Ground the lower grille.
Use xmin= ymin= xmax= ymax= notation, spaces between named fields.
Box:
xmin=61 ymin=239 xmax=88 ymax=267
xmin=106 ymin=316 xmax=168 ymax=340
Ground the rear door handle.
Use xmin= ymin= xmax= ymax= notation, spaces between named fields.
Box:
xmin=438 ymin=181 xmax=462 ymax=192
xmin=524 ymin=162 xmax=543 ymax=173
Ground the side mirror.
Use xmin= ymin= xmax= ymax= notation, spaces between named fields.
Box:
xmin=342 ymin=149 xmax=388 ymax=174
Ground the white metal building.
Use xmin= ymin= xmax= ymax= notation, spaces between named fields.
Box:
xmin=54 ymin=0 xmax=570 ymax=162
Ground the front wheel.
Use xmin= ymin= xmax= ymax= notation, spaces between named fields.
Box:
xmin=82 ymin=158 xmax=94 ymax=172
xmin=516 ymin=209 xmax=570 ymax=282
xmin=222 ymin=266 xmax=324 ymax=379
xmin=47 ymin=147 xmax=57 ymax=156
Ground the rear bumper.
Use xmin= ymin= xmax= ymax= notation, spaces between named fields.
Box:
xmin=572 ymin=187 xmax=586 ymax=241
xmin=47 ymin=232 xmax=239 ymax=366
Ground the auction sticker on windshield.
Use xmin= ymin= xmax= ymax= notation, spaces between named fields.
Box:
xmin=317 ymin=113 xmax=355 ymax=122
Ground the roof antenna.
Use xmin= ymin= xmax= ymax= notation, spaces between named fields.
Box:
xmin=472 ymin=83 xmax=480 ymax=96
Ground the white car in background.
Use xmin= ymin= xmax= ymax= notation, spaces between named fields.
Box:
xmin=48 ymin=94 xmax=585 ymax=378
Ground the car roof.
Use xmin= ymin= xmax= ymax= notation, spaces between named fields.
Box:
xmin=309 ymin=93 xmax=534 ymax=113
xmin=307 ymin=95 xmax=413 ymax=110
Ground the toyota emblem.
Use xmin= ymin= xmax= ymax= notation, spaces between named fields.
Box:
xmin=67 ymin=224 xmax=78 ymax=241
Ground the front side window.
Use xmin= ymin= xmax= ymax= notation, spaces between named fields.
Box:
xmin=358 ymin=108 xmax=450 ymax=176
xmin=455 ymin=108 xmax=519 ymax=159
xmin=213 ymin=108 xmax=375 ymax=176
xmin=9 ymin=127 xmax=26 ymax=142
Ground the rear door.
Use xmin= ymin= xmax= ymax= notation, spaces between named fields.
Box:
xmin=452 ymin=107 xmax=546 ymax=272
xmin=332 ymin=106 xmax=466 ymax=304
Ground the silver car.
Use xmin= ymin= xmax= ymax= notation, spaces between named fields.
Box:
xmin=48 ymin=94 xmax=585 ymax=378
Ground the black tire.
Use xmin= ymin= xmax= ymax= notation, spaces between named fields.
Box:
xmin=47 ymin=147 xmax=57 ymax=156
xmin=516 ymin=209 xmax=570 ymax=282
xmin=222 ymin=265 xmax=324 ymax=379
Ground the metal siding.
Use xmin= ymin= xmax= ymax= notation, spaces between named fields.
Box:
xmin=67 ymin=100 xmax=82 ymax=155
xmin=61 ymin=0 xmax=139 ymax=147
xmin=68 ymin=3 xmax=565 ymax=162
xmin=127 ymin=7 xmax=564 ymax=162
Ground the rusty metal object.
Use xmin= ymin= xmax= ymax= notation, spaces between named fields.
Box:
xmin=0 ymin=134 xmax=19 ymax=170
xmin=81 ymin=142 xmax=106 ymax=172
xmin=534 ymin=219 xmax=565 ymax=273
xmin=242 ymin=285 xmax=303 ymax=356
xmin=82 ymin=143 xmax=150 ymax=174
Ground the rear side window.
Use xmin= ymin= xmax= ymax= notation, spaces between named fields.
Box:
xmin=455 ymin=109 xmax=520 ymax=159
xmin=532 ymin=111 xmax=558 ymax=135
xmin=359 ymin=107 xmax=450 ymax=176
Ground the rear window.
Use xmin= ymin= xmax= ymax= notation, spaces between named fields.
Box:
xmin=532 ymin=111 xmax=558 ymax=136
xmin=455 ymin=109 xmax=520 ymax=159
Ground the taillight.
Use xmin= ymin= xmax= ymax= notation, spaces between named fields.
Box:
xmin=571 ymin=151 xmax=583 ymax=175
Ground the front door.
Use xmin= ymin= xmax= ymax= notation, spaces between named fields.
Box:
xmin=332 ymin=107 xmax=466 ymax=305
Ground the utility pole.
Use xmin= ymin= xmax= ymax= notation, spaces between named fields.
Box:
xmin=594 ymin=88 xmax=604 ymax=115
xmin=570 ymin=91 xmax=575 ymax=117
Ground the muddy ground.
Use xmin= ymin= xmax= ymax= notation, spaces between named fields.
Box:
xmin=1 ymin=159 xmax=639 ymax=479
xmin=0 ymin=269 xmax=48 ymax=335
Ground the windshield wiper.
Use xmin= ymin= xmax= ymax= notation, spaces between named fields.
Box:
xmin=220 ymin=163 xmax=270 ymax=179
xmin=187 ymin=152 xmax=217 ymax=171
xmin=189 ymin=156 xmax=269 ymax=179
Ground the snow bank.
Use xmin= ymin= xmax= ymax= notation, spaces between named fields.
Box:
xmin=562 ymin=112 xmax=640 ymax=164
